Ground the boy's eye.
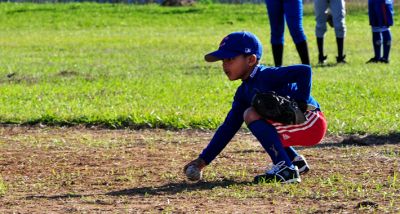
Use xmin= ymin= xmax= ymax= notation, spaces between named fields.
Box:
xmin=223 ymin=58 xmax=232 ymax=63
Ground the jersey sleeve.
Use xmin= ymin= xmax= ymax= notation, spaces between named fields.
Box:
xmin=199 ymin=87 xmax=247 ymax=164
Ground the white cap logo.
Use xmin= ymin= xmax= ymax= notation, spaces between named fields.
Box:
xmin=245 ymin=48 xmax=251 ymax=53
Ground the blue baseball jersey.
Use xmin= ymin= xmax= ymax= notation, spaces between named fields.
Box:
xmin=369 ymin=0 xmax=394 ymax=27
xmin=199 ymin=64 xmax=320 ymax=164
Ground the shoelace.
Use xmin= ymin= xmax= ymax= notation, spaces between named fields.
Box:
xmin=265 ymin=161 xmax=286 ymax=174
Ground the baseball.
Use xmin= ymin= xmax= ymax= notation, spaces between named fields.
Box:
xmin=185 ymin=165 xmax=202 ymax=181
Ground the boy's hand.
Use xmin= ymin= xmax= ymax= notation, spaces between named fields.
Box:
xmin=295 ymin=99 xmax=308 ymax=113
xmin=183 ymin=158 xmax=206 ymax=181
xmin=183 ymin=158 xmax=206 ymax=172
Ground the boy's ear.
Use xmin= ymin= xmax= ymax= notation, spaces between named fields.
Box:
xmin=247 ymin=54 xmax=258 ymax=66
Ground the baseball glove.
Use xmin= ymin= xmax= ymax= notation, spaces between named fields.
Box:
xmin=251 ymin=91 xmax=307 ymax=125
xmin=325 ymin=10 xmax=334 ymax=28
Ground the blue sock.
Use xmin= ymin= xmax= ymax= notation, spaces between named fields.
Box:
xmin=247 ymin=120 xmax=293 ymax=167
xmin=372 ymin=32 xmax=382 ymax=59
xmin=382 ymin=30 xmax=392 ymax=60
xmin=284 ymin=147 xmax=299 ymax=161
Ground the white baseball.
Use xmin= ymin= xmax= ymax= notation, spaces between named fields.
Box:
xmin=185 ymin=165 xmax=202 ymax=181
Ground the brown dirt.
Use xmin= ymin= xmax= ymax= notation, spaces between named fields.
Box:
xmin=0 ymin=126 xmax=399 ymax=213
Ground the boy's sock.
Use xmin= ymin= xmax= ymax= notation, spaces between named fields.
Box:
xmin=382 ymin=29 xmax=392 ymax=60
xmin=271 ymin=44 xmax=284 ymax=67
xmin=336 ymin=37 xmax=345 ymax=59
xmin=295 ymin=40 xmax=310 ymax=65
xmin=317 ymin=37 xmax=324 ymax=57
xmin=247 ymin=120 xmax=293 ymax=167
xmin=284 ymin=147 xmax=299 ymax=161
xmin=372 ymin=31 xmax=382 ymax=59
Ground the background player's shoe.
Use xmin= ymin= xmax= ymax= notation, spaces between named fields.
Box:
xmin=336 ymin=55 xmax=347 ymax=64
xmin=318 ymin=55 xmax=327 ymax=64
xmin=292 ymin=155 xmax=310 ymax=174
xmin=379 ymin=58 xmax=389 ymax=63
xmin=253 ymin=161 xmax=301 ymax=184
xmin=366 ymin=57 xmax=380 ymax=63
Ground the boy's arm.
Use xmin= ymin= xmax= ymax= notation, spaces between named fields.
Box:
xmin=267 ymin=64 xmax=312 ymax=102
xmin=198 ymin=97 xmax=246 ymax=165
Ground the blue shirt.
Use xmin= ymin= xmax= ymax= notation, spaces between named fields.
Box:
xmin=199 ymin=64 xmax=320 ymax=164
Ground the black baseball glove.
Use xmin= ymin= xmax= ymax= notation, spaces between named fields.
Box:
xmin=251 ymin=91 xmax=307 ymax=125
xmin=325 ymin=10 xmax=334 ymax=28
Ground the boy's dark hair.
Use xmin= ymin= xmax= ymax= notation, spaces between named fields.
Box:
xmin=243 ymin=53 xmax=260 ymax=64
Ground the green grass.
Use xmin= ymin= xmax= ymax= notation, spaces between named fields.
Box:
xmin=0 ymin=176 xmax=6 ymax=197
xmin=0 ymin=3 xmax=399 ymax=134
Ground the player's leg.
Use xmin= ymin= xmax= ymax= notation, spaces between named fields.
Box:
xmin=284 ymin=0 xmax=309 ymax=65
xmin=284 ymin=147 xmax=310 ymax=174
xmin=244 ymin=107 xmax=292 ymax=166
xmin=381 ymin=28 xmax=391 ymax=63
xmin=244 ymin=107 xmax=300 ymax=183
xmin=314 ymin=0 xmax=328 ymax=64
xmin=367 ymin=27 xmax=382 ymax=63
xmin=380 ymin=2 xmax=394 ymax=63
xmin=284 ymin=147 xmax=298 ymax=160
xmin=267 ymin=111 xmax=327 ymax=175
xmin=275 ymin=111 xmax=327 ymax=147
xmin=367 ymin=0 xmax=377 ymax=63
xmin=265 ymin=0 xmax=285 ymax=66
xmin=330 ymin=0 xmax=347 ymax=63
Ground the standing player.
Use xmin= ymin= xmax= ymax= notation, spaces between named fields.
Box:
xmin=183 ymin=31 xmax=327 ymax=183
xmin=265 ymin=0 xmax=310 ymax=66
xmin=314 ymin=0 xmax=347 ymax=64
xmin=367 ymin=0 xmax=394 ymax=63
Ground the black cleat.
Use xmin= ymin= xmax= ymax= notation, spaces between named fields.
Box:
xmin=366 ymin=57 xmax=380 ymax=64
xmin=336 ymin=55 xmax=347 ymax=64
xmin=292 ymin=155 xmax=310 ymax=174
xmin=253 ymin=161 xmax=301 ymax=184
xmin=318 ymin=55 xmax=327 ymax=65
xmin=379 ymin=58 xmax=389 ymax=63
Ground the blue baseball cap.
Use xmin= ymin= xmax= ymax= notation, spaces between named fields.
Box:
xmin=204 ymin=31 xmax=263 ymax=62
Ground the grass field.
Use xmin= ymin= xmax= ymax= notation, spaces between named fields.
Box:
xmin=0 ymin=3 xmax=399 ymax=213
xmin=0 ymin=3 xmax=399 ymax=133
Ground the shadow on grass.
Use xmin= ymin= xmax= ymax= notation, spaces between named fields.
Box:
xmin=106 ymin=179 xmax=251 ymax=196
xmin=234 ymin=132 xmax=400 ymax=154
xmin=313 ymin=62 xmax=339 ymax=68
xmin=25 ymin=193 xmax=91 ymax=200
xmin=25 ymin=179 xmax=251 ymax=200
xmin=313 ymin=132 xmax=400 ymax=148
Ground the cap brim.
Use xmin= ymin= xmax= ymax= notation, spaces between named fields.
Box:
xmin=204 ymin=50 xmax=240 ymax=62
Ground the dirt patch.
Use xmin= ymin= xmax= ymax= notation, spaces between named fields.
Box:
xmin=0 ymin=126 xmax=399 ymax=213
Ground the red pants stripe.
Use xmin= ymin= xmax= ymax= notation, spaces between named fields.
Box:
xmin=268 ymin=111 xmax=327 ymax=147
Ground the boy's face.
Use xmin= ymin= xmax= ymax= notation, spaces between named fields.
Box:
xmin=222 ymin=54 xmax=256 ymax=81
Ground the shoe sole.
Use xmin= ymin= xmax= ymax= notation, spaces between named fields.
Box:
xmin=254 ymin=175 xmax=302 ymax=184
xmin=281 ymin=177 xmax=301 ymax=184
xmin=298 ymin=165 xmax=310 ymax=174
xmin=254 ymin=178 xmax=301 ymax=184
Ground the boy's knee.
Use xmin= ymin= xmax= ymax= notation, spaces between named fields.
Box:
xmin=243 ymin=107 xmax=263 ymax=125
xmin=315 ymin=23 xmax=327 ymax=38
xmin=334 ymin=25 xmax=346 ymax=38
